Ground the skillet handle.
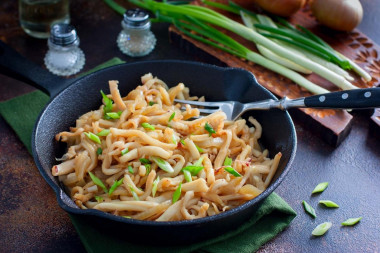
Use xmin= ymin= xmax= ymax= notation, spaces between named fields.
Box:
xmin=0 ymin=40 xmax=70 ymax=98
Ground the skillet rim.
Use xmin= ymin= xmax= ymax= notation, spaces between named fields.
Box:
xmin=31 ymin=59 xmax=297 ymax=226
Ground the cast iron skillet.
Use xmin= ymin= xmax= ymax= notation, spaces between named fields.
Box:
xmin=0 ymin=41 xmax=296 ymax=245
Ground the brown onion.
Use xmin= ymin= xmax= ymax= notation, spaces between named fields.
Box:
xmin=251 ymin=0 xmax=306 ymax=17
xmin=311 ymin=0 xmax=363 ymax=31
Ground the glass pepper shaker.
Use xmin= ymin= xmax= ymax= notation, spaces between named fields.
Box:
xmin=117 ymin=9 xmax=156 ymax=57
xmin=44 ymin=23 xmax=85 ymax=76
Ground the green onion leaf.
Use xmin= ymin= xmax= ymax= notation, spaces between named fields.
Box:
xmin=194 ymin=156 xmax=204 ymax=167
xmin=204 ymin=122 xmax=216 ymax=136
xmin=312 ymin=222 xmax=332 ymax=236
xmin=145 ymin=164 xmax=151 ymax=175
xmin=95 ymin=196 xmax=103 ymax=203
xmin=152 ymin=176 xmax=160 ymax=197
xmin=139 ymin=158 xmax=151 ymax=164
xmin=224 ymin=156 xmax=233 ymax=166
xmin=121 ymin=148 xmax=129 ymax=156
xmin=129 ymin=185 xmax=139 ymax=201
xmin=96 ymin=129 xmax=110 ymax=136
xmin=312 ymin=182 xmax=329 ymax=194
xmin=142 ymin=122 xmax=155 ymax=130
xmin=106 ymin=111 xmax=122 ymax=119
xmin=152 ymin=156 xmax=174 ymax=173
xmin=224 ymin=166 xmax=242 ymax=177
xmin=84 ymin=132 xmax=101 ymax=144
xmin=108 ymin=178 xmax=124 ymax=196
xmin=172 ymin=183 xmax=182 ymax=203
xmin=183 ymin=170 xmax=192 ymax=182
xmin=96 ymin=147 xmax=103 ymax=155
xmin=195 ymin=144 xmax=204 ymax=153
xmin=128 ymin=165 xmax=134 ymax=174
xmin=302 ymin=200 xmax=316 ymax=218
xmin=182 ymin=165 xmax=204 ymax=176
xmin=168 ymin=112 xmax=175 ymax=122
xmin=180 ymin=139 xmax=186 ymax=146
xmin=100 ymin=90 xmax=113 ymax=118
xmin=341 ymin=217 xmax=362 ymax=226
xmin=319 ymin=200 xmax=339 ymax=208
xmin=88 ymin=171 xmax=108 ymax=193
xmin=148 ymin=101 xmax=155 ymax=106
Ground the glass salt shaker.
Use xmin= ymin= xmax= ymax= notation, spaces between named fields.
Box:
xmin=44 ymin=23 xmax=85 ymax=76
xmin=117 ymin=9 xmax=156 ymax=57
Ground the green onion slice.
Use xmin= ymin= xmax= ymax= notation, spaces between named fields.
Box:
xmin=172 ymin=183 xmax=182 ymax=203
xmin=139 ymin=158 xmax=151 ymax=164
xmin=123 ymin=216 xmax=131 ymax=219
xmin=183 ymin=170 xmax=192 ymax=182
xmin=195 ymin=144 xmax=204 ymax=153
xmin=108 ymin=178 xmax=124 ymax=196
xmin=96 ymin=147 xmax=103 ymax=155
xmin=180 ymin=139 xmax=186 ymax=146
xmin=341 ymin=217 xmax=362 ymax=226
xmin=312 ymin=182 xmax=329 ymax=194
xmin=204 ymin=122 xmax=216 ymax=136
xmin=224 ymin=166 xmax=242 ymax=177
xmin=148 ymin=101 xmax=155 ymax=106
xmin=106 ymin=111 xmax=122 ymax=119
xmin=128 ymin=165 xmax=134 ymax=174
xmin=302 ymin=200 xmax=316 ymax=218
xmin=84 ymin=132 xmax=101 ymax=144
xmin=142 ymin=122 xmax=155 ymax=130
xmin=129 ymin=185 xmax=140 ymax=201
xmin=121 ymin=148 xmax=129 ymax=156
xmin=312 ymin=222 xmax=332 ymax=236
xmin=169 ymin=112 xmax=175 ymax=122
xmin=88 ymin=171 xmax=108 ymax=193
xmin=182 ymin=165 xmax=204 ymax=176
xmin=96 ymin=129 xmax=110 ymax=136
xmin=152 ymin=156 xmax=174 ymax=173
xmin=224 ymin=156 xmax=233 ymax=166
xmin=152 ymin=176 xmax=160 ymax=197
xmin=145 ymin=164 xmax=151 ymax=175
xmin=319 ymin=200 xmax=339 ymax=208
xmin=100 ymin=90 xmax=113 ymax=115
xmin=95 ymin=196 xmax=103 ymax=203
xmin=194 ymin=156 xmax=204 ymax=167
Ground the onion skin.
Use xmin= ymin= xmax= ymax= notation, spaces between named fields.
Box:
xmin=311 ymin=0 xmax=363 ymax=31
xmin=251 ymin=0 xmax=306 ymax=17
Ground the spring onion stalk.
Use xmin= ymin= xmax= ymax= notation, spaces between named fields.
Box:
xmin=183 ymin=170 xmax=192 ymax=182
xmin=142 ymin=122 xmax=155 ymax=130
xmin=172 ymin=183 xmax=182 ymax=203
xmin=201 ymin=0 xmax=241 ymax=15
xmin=302 ymin=200 xmax=316 ymax=218
xmin=96 ymin=129 xmax=110 ymax=136
xmin=152 ymin=176 xmax=160 ymax=197
xmin=84 ymin=132 xmax=101 ymax=144
xmin=152 ymin=156 xmax=174 ymax=173
xmin=128 ymin=165 xmax=134 ymax=174
xmin=182 ymin=165 xmax=204 ymax=176
xmin=88 ymin=172 xmax=108 ymax=193
xmin=312 ymin=222 xmax=332 ymax=236
xmin=96 ymin=147 xmax=103 ymax=155
xmin=341 ymin=217 xmax=362 ymax=226
xmin=312 ymin=182 xmax=329 ymax=194
xmin=121 ymin=148 xmax=129 ymax=156
xmin=130 ymin=1 xmax=330 ymax=94
xmin=108 ymin=178 xmax=124 ymax=196
xmin=319 ymin=200 xmax=339 ymax=208
xmin=336 ymin=52 xmax=372 ymax=82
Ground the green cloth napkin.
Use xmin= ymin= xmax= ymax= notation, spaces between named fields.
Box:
xmin=0 ymin=58 xmax=296 ymax=253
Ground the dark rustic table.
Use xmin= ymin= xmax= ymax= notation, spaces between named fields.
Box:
xmin=0 ymin=1 xmax=379 ymax=252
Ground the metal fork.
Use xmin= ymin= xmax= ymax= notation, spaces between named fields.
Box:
xmin=175 ymin=88 xmax=380 ymax=120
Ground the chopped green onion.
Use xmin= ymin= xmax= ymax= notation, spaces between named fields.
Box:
xmin=180 ymin=139 xmax=186 ymax=146
xmin=88 ymin=171 xmax=108 ymax=193
xmin=341 ymin=217 xmax=362 ymax=226
xmin=123 ymin=216 xmax=131 ymax=219
xmin=152 ymin=156 xmax=174 ymax=173
xmin=100 ymin=90 xmax=113 ymax=119
xmin=183 ymin=170 xmax=192 ymax=182
xmin=148 ymin=101 xmax=155 ymax=106
xmin=108 ymin=178 xmax=124 ymax=196
xmin=168 ymin=112 xmax=175 ymax=122
xmin=142 ymin=122 xmax=155 ymax=130
xmin=84 ymin=132 xmax=101 ymax=144
xmin=302 ymin=200 xmax=316 ymax=218
xmin=195 ymin=144 xmax=204 ymax=153
xmin=152 ymin=176 xmax=160 ymax=197
xmin=172 ymin=183 xmax=182 ymax=203
xmin=312 ymin=222 xmax=332 ymax=236
xmin=319 ymin=200 xmax=339 ymax=208
xmin=128 ymin=165 xmax=134 ymax=174
xmin=139 ymin=158 xmax=151 ymax=164
xmin=204 ymin=122 xmax=216 ymax=136
xmin=172 ymin=134 xmax=177 ymax=145
xmin=224 ymin=166 xmax=242 ymax=177
xmin=121 ymin=148 xmax=129 ymax=156
xmin=194 ymin=156 xmax=204 ymax=167
xmin=145 ymin=164 xmax=151 ymax=175
xmin=106 ymin=111 xmax=122 ymax=119
xmin=312 ymin=182 xmax=329 ymax=194
xmin=129 ymin=185 xmax=139 ymax=201
xmin=182 ymin=165 xmax=204 ymax=176
xmin=96 ymin=147 xmax=103 ymax=155
xmin=224 ymin=156 xmax=233 ymax=166
xmin=96 ymin=129 xmax=110 ymax=136
xmin=95 ymin=196 xmax=104 ymax=203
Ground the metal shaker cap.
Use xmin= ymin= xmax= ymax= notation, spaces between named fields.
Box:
xmin=122 ymin=9 xmax=150 ymax=29
xmin=49 ymin=24 xmax=79 ymax=46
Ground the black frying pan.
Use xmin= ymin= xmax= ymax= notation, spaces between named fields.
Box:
xmin=0 ymin=41 xmax=296 ymax=245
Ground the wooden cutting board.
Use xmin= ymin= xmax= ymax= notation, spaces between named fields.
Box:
xmin=168 ymin=1 xmax=380 ymax=146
